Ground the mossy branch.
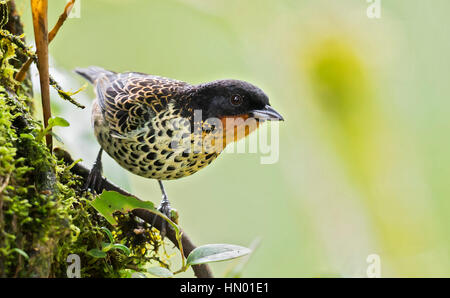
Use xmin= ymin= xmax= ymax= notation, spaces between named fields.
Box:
xmin=54 ymin=148 xmax=214 ymax=278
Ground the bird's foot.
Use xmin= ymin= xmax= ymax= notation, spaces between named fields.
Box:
xmin=83 ymin=162 xmax=104 ymax=194
xmin=83 ymin=149 xmax=104 ymax=194
xmin=153 ymin=195 xmax=172 ymax=239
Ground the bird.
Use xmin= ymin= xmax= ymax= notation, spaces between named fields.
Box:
xmin=75 ymin=66 xmax=284 ymax=234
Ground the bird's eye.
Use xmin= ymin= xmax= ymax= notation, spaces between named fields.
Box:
xmin=230 ymin=94 xmax=243 ymax=106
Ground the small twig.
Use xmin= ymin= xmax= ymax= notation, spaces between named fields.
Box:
xmin=16 ymin=0 xmax=75 ymax=84
xmin=0 ymin=24 xmax=85 ymax=109
xmin=48 ymin=0 xmax=74 ymax=42
xmin=54 ymin=148 xmax=214 ymax=278
xmin=31 ymin=0 xmax=51 ymax=150
xmin=49 ymin=76 xmax=85 ymax=109
xmin=0 ymin=1 xmax=10 ymax=29
xmin=14 ymin=55 xmax=32 ymax=83
xmin=0 ymin=173 xmax=10 ymax=194
xmin=0 ymin=29 xmax=36 ymax=58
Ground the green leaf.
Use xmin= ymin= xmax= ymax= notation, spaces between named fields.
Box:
xmin=37 ymin=116 xmax=70 ymax=142
xmin=147 ymin=266 xmax=173 ymax=278
xmin=87 ymin=248 xmax=107 ymax=258
xmin=48 ymin=116 xmax=70 ymax=128
xmin=101 ymin=227 xmax=114 ymax=243
xmin=19 ymin=133 xmax=35 ymax=140
xmin=101 ymin=242 xmax=113 ymax=252
xmin=112 ymin=244 xmax=131 ymax=256
xmin=10 ymin=248 xmax=29 ymax=260
xmin=90 ymin=191 xmax=156 ymax=225
xmin=186 ymin=244 xmax=252 ymax=266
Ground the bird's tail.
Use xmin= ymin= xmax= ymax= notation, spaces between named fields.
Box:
xmin=74 ymin=66 xmax=115 ymax=84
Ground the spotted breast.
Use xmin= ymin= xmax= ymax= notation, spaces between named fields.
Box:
xmin=83 ymin=69 xmax=219 ymax=180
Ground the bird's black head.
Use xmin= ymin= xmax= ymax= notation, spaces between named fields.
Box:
xmin=188 ymin=80 xmax=284 ymax=122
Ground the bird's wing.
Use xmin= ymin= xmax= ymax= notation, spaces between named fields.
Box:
xmin=95 ymin=72 xmax=188 ymax=139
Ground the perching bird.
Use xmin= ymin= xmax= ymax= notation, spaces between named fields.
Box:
xmin=75 ymin=66 xmax=284 ymax=233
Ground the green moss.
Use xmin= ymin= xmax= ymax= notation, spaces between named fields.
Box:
xmin=0 ymin=27 xmax=166 ymax=278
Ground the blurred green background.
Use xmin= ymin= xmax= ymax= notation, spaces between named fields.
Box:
xmin=16 ymin=0 xmax=450 ymax=277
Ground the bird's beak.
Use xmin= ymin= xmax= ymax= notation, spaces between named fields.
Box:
xmin=249 ymin=105 xmax=284 ymax=121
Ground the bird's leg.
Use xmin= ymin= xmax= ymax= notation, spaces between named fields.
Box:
xmin=153 ymin=180 xmax=172 ymax=238
xmin=83 ymin=148 xmax=104 ymax=194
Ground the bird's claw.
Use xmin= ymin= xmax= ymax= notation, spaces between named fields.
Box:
xmin=82 ymin=162 xmax=104 ymax=194
xmin=153 ymin=196 xmax=172 ymax=239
